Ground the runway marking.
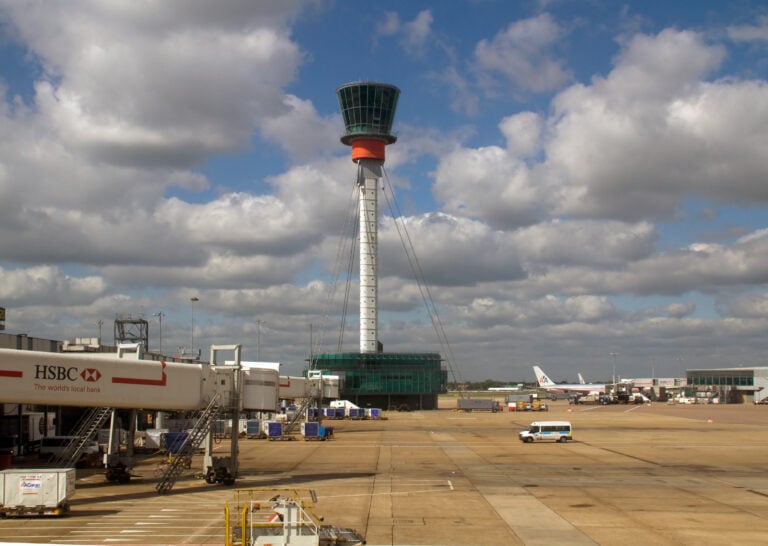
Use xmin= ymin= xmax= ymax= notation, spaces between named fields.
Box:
xmin=448 ymin=480 xmax=454 ymax=490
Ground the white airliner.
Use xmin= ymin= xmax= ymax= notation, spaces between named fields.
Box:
xmin=487 ymin=385 xmax=523 ymax=392
xmin=533 ymin=365 xmax=605 ymax=395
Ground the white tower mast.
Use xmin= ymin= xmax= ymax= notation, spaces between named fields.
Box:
xmin=337 ymin=82 xmax=400 ymax=354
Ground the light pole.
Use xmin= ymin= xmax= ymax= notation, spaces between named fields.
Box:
xmin=257 ymin=320 xmax=264 ymax=361
xmin=153 ymin=312 xmax=165 ymax=355
xmin=190 ymin=297 xmax=199 ymax=357
xmin=609 ymin=352 xmax=619 ymax=385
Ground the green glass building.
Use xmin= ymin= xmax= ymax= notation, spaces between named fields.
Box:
xmin=313 ymin=352 xmax=447 ymax=410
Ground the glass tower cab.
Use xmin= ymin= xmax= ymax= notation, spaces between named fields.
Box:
xmin=336 ymin=82 xmax=400 ymax=147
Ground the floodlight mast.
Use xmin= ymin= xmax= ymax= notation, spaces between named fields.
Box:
xmin=336 ymin=82 xmax=400 ymax=354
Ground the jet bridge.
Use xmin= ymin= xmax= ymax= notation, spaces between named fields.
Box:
xmin=0 ymin=344 xmax=278 ymax=491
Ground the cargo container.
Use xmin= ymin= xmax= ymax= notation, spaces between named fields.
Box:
xmin=301 ymin=421 xmax=320 ymax=440
xmin=264 ymin=421 xmax=282 ymax=440
xmin=163 ymin=432 xmax=189 ymax=453
xmin=0 ymin=468 xmax=75 ymax=516
xmin=365 ymin=408 xmax=381 ymax=420
xmin=245 ymin=419 xmax=261 ymax=439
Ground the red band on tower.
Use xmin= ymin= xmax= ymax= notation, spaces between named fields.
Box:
xmin=351 ymin=138 xmax=386 ymax=162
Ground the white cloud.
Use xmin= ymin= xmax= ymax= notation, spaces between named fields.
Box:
xmin=2 ymin=1 xmax=303 ymax=168
xmin=512 ymin=220 xmax=657 ymax=269
xmin=474 ymin=13 xmax=570 ymax=93
xmin=462 ymin=294 xmax=619 ymax=328
xmin=542 ymin=29 xmax=768 ymax=220
xmin=727 ymin=17 xmax=768 ymax=42
xmin=432 ymin=145 xmax=542 ymax=229
xmin=0 ymin=265 xmax=105 ymax=306
xmin=375 ymin=9 xmax=434 ymax=56
xmin=499 ymin=112 xmax=543 ymax=158
xmin=260 ymin=94 xmax=341 ymax=162
xmin=378 ymin=212 xmax=527 ymax=286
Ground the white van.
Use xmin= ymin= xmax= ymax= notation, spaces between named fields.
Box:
xmin=519 ymin=421 xmax=572 ymax=443
xmin=38 ymin=436 xmax=100 ymax=461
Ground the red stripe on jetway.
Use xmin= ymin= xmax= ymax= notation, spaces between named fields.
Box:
xmin=0 ymin=370 xmax=22 ymax=378
xmin=280 ymin=377 xmax=291 ymax=387
xmin=112 ymin=361 xmax=167 ymax=387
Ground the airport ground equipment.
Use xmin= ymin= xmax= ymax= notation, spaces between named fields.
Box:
xmin=0 ymin=468 xmax=75 ymax=517
xmin=457 ymin=398 xmax=499 ymax=412
xmin=0 ymin=343 xmax=280 ymax=490
xmin=283 ymin=380 xmax=321 ymax=435
xmin=49 ymin=406 xmax=112 ymax=468
xmin=155 ymin=394 xmax=222 ymax=493
xmin=224 ymin=488 xmax=365 ymax=546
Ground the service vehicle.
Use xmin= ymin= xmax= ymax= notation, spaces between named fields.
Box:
xmin=38 ymin=436 xmax=100 ymax=462
xmin=518 ymin=421 xmax=572 ymax=443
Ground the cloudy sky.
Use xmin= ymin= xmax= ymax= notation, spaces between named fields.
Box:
xmin=1 ymin=1 xmax=767 ymax=383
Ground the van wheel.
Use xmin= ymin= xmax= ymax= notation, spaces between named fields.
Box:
xmin=525 ymin=437 xmax=533 ymax=443
xmin=558 ymin=437 xmax=567 ymax=443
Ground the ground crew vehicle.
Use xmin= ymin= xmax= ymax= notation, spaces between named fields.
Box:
xmin=518 ymin=421 xmax=572 ymax=443
xmin=38 ymin=436 xmax=100 ymax=462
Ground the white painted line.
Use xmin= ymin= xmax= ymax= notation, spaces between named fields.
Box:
xmin=448 ymin=480 xmax=454 ymax=490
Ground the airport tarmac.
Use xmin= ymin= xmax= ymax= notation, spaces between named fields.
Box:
xmin=1 ymin=399 xmax=768 ymax=545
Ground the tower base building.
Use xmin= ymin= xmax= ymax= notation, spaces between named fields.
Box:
xmin=313 ymin=352 xmax=446 ymax=410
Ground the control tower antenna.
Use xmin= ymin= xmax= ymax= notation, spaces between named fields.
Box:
xmin=336 ymin=82 xmax=400 ymax=354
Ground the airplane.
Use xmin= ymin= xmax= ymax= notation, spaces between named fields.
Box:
xmin=533 ymin=365 xmax=605 ymax=395
xmin=487 ymin=385 xmax=523 ymax=392
xmin=578 ymin=373 xmax=586 ymax=385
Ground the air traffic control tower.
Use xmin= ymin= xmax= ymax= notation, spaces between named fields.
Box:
xmin=312 ymin=82 xmax=446 ymax=410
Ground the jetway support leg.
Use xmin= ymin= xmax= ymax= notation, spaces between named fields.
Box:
xmin=203 ymin=344 xmax=241 ymax=487
xmin=104 ymin=409 xmax=136 ymax=484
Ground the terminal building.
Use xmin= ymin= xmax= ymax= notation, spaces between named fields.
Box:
xmin=686 ymin=367 xmax=768 ymax=404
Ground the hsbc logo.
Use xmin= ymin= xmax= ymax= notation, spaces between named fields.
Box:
xmin=81 ymin=368 xmax=102 ymax=382
xmin=34 ymin=365 xmax=102 ymax=383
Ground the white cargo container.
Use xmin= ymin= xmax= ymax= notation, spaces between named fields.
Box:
xmin=0 ymin=468 xmax=75 ymax=516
